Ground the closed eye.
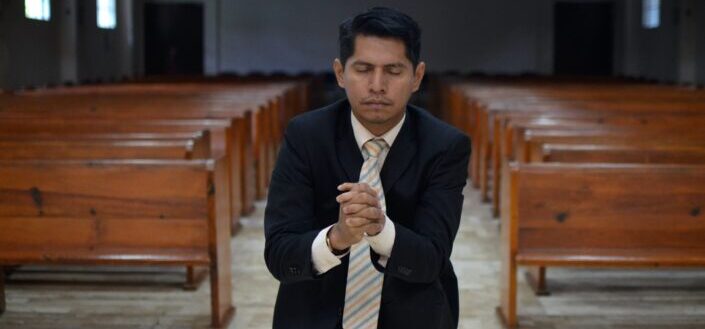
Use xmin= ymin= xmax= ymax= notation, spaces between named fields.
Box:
xmin=353 ymin=64 xmax=373 ymax=73
xmin=386 ymin=68 xmax=402 ymax=75
xmin=385 ymin=64 xmax=406 ymax=75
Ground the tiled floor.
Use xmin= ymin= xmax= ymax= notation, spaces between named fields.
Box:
xmin=1 ymin=186 xmax=704 ymax=328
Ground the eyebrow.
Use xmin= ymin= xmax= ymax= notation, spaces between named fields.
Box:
xmin=351 ymin=61 xmax=407 ymax=69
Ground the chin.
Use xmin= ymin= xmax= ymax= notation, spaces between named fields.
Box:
xmin=360 ymin=113 xmax=389 ymax=124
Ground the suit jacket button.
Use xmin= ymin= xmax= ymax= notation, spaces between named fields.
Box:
xmin=289 ymin=265 xmax=300 ymax=275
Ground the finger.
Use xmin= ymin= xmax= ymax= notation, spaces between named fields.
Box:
xmin=360 ymin=207 xmax=384 ymax=222
xmin=337 ymin=182 xmax=357 ymax=192
xmin=337 ymin=190 xmax=380 ymax=207
xmin=342 ymin=203 xmax=368 ymax=215
xmin=338 ymin=182 xmax=369 ymax=192
xmin=354 ymin=182 xmax=379 ymax=201
xmin=346 ymin=206 xmax=383 ymax=221
xmin=336 ymin=190 xmax=357 ymax=203
xmin=360 ymin=183 xmax=379 ymax=199
xmin=355 ymin=192 xmax=380 ymax=207
xmin=345 ymin=217 xmax=373 ymax=228
xmin=345 ymin=217 xmax=370 ymax=228
xmin=359 ymin=183 xmax=381 ymax=207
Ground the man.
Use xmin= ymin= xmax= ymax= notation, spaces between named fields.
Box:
xmin=264 ymin=7 xmax=470 ymax=329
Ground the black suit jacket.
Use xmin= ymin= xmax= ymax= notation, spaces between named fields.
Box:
xmin=264 ymin=99 xmax=471 ymax=329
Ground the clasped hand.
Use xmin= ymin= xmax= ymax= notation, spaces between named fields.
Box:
xmin=327 ymin=182 xmax=385 ymax=251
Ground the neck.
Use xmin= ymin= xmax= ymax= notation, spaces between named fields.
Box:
xmin=364 ymin=123 xmax=394 ymax=137
xmin=353 ymin=112 xmax=404 ymax=137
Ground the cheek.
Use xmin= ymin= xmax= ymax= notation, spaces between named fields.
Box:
xmin=344 ymin=78 xmax=368 ymax=95
xmin=389 ymin=80 xmax=415 ymax=97
xmin=351 ymin=76 xmax=368 ymax=88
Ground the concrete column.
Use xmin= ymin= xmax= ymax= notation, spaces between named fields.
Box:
xmin=118 ymin=0 xmax=134 ymax=79
xmin=0 ymin=2 xmax=10 ymax=90
xmin=58 ymin=0 xmax=78 ymax=84
xmin=677 ymin=0 xmax=697 ymax=85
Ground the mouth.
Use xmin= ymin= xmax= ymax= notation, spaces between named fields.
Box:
xmin=362 ymin=100 xmax=393 ymax=109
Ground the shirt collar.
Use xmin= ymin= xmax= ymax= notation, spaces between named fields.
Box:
xmin=350 ymin=109 xmax=406 ymax=151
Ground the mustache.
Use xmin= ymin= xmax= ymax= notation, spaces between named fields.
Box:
xmin=361 ymin=98 xmax=393 ymax=105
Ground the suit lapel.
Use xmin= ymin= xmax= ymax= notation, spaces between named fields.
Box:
xmin=335 ymin=102 xmax=363 ymax=182
xmin=335 ymin=101 xmax=418 ymax=189
xmin=381 ymin=106 xmax=417 ymax=193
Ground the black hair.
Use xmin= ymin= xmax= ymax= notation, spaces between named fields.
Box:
xmin=338 ymin=7 xmax=421 ymax=68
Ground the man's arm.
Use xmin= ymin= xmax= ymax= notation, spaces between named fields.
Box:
xmin=382 ymin=133 xmax=471 ymax=284
xmin=264 ymin=120 xmax=322 ymax=283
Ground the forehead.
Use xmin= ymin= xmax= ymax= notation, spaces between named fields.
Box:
xmin=349 ymin=35 xmax=411 ymax=66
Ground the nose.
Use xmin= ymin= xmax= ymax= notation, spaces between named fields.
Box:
xmin=368 ymin=69 xmax=386 ymax=94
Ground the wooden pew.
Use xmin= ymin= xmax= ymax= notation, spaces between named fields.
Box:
xmin=0 ymin=102 xmax=257 ymax=213
xmin=12 ymin=80 xmax=305 ymax=159
xmin=497 ymin=163 xmax=705 ymax=328
xmin=485 ymin=109 xmax=705 ymax=203
xmin=0 ymin=158 xmax=234 ymax=328
xmin=0 ymin=120 xmax=234 ymax=277
xmin=0 ymin=139 xmax=194 ymax=160
xmin=0 ymin=132 xmax=223 ymax=288
xmin=0 ymin=119 xmax=247 ymax=232
xmin=540 ymin=144 xmax=705 ymax=164
xmin=440 ymin=78 xmax=705 ymax=327
xmin=488 ymin=113 xmax=620 ymax=212
xmin=0 ymin=80 xmax=308 ymax=210
xmin=495 ymin=113 xmax=703 ymax=161
xmin=512 ymin=141 xmax=705 ymax=296
xmin=0 ymin=81 xmax=308 ymax=224
xmin=518 ymin=128 xmax=705 ymax=164
xmin=0 ymin=80 xmax=311 ymax=324
xmin=489 ymin=116 xmax=705 ymax=216
xmin=447 ymin=80 xmax=705 ymax=193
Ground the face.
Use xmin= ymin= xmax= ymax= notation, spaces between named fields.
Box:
xmin=334 ymin=35 xmax=425 ymax=135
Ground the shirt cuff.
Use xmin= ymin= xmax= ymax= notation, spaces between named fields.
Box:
xmin=311 ymin=224 xmax=348 ymax=275
xmin=365 ymin=215 xmax=395 ymax=266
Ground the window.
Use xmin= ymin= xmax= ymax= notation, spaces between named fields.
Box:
xmin=24 ymin=0 xmax=50 ymax=21
xmin=97 ymin=0 xmax=117 ymax=29
xmin=642 ymin=0 xmax=660 ymax=29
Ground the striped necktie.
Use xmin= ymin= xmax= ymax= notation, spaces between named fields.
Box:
xmin=342 ymin=138 xmax=388 ymax=329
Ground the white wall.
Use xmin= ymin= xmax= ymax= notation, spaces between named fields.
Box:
xmin=218 ymin=0 xmax=553 ymax=75
xmin=614 ymin=0 xmax=705 ymax=85
xmin=77 ymin=0 xmax=133 ymax=82
xmin=0 ymin=0 xmax=133 ymax=90
xmin=0 ymin=0 xmax=62 ymax=90
xmin=2 ymin=0 xmax=559 ymax=90
xmin=2 ymin=0 xmax=705 ymax=90
xmin=694 ymin=0 xmax=705 ymax=85
xmin=637 ymin=0 xmax=679 ymax=82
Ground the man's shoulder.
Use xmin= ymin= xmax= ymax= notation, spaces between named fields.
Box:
xmin=409 ymin=104 xmax=468 ymax=145
xmin=287 ymin=99 xmax=345 ymax=134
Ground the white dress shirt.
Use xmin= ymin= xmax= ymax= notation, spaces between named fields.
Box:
xmin=311 ymin=110 xmax=405 ymax=274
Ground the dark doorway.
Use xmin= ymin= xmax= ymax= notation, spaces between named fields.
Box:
xmin=144 ymin=3 xmax=203 ymax=76
xmin=554 ymin=1 xmax=613 ymax=76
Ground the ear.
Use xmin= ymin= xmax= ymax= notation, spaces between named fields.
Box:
xmin=412 ymin=61 xmax=426 ymax=92
xmin=333 ymin=58 xmax=345 ymax=88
